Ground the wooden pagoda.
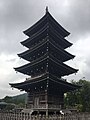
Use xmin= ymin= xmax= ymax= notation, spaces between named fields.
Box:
xmin=10 ymin=7 xmax=80 ymax=115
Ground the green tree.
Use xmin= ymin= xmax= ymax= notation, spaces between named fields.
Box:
xmin=64 ymin=79 xmax=90 ymax=112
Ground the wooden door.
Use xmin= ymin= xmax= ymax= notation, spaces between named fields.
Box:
xmin=34 ymin=97 xmax=39 ymax=108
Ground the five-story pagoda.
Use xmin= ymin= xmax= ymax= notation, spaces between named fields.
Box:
xmin=10 ymin=7 xmax=80 ymax=115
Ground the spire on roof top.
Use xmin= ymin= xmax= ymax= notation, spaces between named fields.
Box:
xmin=46 ymin=6 xmax=48 ymax=14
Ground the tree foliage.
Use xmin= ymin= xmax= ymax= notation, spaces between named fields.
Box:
xmin=64 ymin=79 xmax=90 ymax=112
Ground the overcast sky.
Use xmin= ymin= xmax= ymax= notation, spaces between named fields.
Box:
xmin=0 ymin=0 xmax=90 ymax=98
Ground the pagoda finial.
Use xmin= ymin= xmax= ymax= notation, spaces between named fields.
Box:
xmin=46 ymin=6 xmax=48 ymax=14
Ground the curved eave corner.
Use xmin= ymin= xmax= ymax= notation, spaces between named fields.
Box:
xmin=17 ymin=53 xmax=21 ymax=58
xmin=73 ymin=69 xmax=78 ymax=75
xmin=9 ymin=82 xmax=23 ymax=90
xmin=17 ymin=53 xmax=24 ymax=59
xmin=68 ymin=42 xmax=73 ymax=48
xmin=70 ymin=83 xmax=82 ymax=90
xmin=9 ymin=83 xmax=15 ymax=88
xmin=20 ymin=40 xmax=26 ymax=46
xmin=72 ymin=54 xmax=75 ymax=59
xmin=14 ymin=67 xmax=22 ymax=74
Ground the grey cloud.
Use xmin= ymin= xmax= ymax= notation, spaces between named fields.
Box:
xmin=0 ymin=0 xmax=46 ymax=30
xmin=6 ymin=58 xmax=16 ymax=62
xmin=0 ymin=0 xmax=46 ymax=54
xmin=0 ymin=69 xmax=26 ymax=98
xmin=64 ymin=0 xmax=90 ymax=40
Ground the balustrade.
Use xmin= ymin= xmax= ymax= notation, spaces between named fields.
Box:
xmin=0 ymin=110 xmax=90 ymax=120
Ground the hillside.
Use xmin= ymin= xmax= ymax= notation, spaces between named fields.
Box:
xmin=0 ymin=93 xmax=27 ymax=107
